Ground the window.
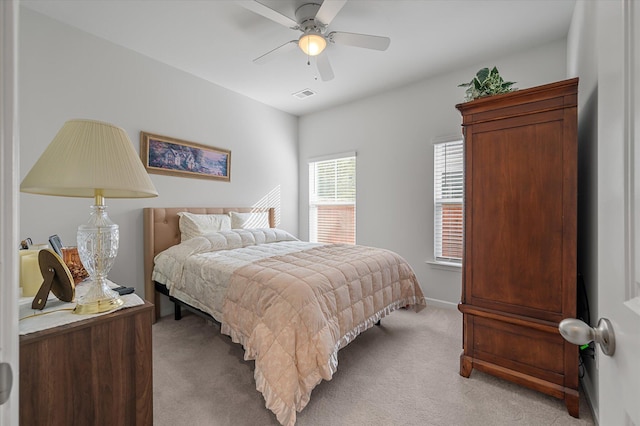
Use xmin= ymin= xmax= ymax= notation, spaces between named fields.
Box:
xmin=309 ymin=153 xmax=356 ymax=244
xmin=434 ymin=140 xmax=463 ymax=264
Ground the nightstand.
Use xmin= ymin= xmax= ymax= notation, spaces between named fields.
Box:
xmin=19 ymin=301 xmax=153 ymax=426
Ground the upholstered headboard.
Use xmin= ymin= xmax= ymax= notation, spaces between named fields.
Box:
xmin=143 ymin=207 xmax=275 ymax=320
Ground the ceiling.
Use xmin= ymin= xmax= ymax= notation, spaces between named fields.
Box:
xmin=21 ymin=0 xmax=577 ymax=116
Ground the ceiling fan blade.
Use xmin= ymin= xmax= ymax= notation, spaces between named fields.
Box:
xmin=253 ymin=40 xmax=298 ymax=64
xmin=315 ymin=0 xmax=347 ymax=26
xmin=316 ymin=52 xmax=335 ymax=81
xmin=239 ymin=1 xmax=299 ymax=29
xmin=328 ymin=31 xmax=391 ymax=51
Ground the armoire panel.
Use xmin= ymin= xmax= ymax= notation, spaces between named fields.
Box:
xmin=470 ymin=121 xmax=565 ymax=313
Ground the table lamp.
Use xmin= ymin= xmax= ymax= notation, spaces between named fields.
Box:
xmin=20 ymin=119 xmax=158 ymax=314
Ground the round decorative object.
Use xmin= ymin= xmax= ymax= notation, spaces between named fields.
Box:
xmin=31 ymin=249 xmax=75 ymax=310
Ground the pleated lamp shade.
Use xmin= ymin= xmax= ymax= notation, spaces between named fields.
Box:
xmin=21 ymin=119 xmax=158 ymax=199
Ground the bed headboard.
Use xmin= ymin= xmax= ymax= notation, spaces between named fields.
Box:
xmin=143 ymin=207 xmax=275 ymax=320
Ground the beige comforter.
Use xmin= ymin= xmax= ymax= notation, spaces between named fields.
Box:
xmin=221 ymin=243 xmax=426 ymax=426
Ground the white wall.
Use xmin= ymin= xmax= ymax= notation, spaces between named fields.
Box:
xmin=18 ymin=8 xmax=299 ymax=309
xmin=299 ymin=39 xmax=568 ymax=305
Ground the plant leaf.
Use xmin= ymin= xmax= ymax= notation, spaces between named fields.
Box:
xmin=476 ymin=67 xmax=490 ymax=83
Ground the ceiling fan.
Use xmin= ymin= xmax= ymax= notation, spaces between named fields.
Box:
xmin=241 ymin=0 xmax=391 ymax=81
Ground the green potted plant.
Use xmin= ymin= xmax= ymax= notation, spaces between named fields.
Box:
xmin=459 ymin=66 xmax=517 ymax=101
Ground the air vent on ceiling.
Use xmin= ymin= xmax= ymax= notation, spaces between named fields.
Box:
xmin=292 ymin=88 xmax=316 ymax=100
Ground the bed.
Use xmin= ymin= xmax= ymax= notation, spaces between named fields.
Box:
xmin=143 ymin=207 xmax=427 ymax=426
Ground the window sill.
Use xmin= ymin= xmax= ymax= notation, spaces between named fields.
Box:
xmin=426 ymin=260 xmax=462 ymax=272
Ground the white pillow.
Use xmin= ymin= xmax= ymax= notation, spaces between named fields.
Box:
xmin=230 ymin=211 xmax=270 ymax=229
xmin=178 ymin=212 xmax=231 ymax=241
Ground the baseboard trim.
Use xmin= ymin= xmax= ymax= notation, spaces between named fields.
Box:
xmin=425 ymin=298 xmax=459 ymax=310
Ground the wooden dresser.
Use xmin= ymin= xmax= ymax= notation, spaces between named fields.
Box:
xmin=456 ymin=78 xmax=579 ymax=417
xmin=20 ymin=302 xmax=154 ymax=425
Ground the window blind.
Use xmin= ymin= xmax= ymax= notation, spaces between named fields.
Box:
xmin=434 ymin=140 xmax=463 ymax=263
xmin=309 ymin=155 xmax=356 ymax=244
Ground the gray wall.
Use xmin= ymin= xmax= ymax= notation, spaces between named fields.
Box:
xmin=19 ymin=9 xmax=299 ymax=309
xmin=567 ymin=0 xmax=599 ymax=417
xmin=298 ymin=39 xmax=568 ymax=306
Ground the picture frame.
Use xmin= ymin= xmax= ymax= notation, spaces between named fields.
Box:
xmin=140 ymin=132 xmax=231 ymax=181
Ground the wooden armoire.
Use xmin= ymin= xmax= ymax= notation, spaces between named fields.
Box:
xmin=456 ymin=78 xmax=579 ymax=417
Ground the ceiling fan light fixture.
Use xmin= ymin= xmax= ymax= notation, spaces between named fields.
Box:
xmin=298 ymin=33 xmax=326 ymax=56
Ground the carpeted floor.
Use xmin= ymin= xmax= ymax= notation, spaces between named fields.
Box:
xmin=152 ymin=305 xmax=595 ymax=425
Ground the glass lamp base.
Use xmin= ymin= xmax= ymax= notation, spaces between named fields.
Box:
xmin=73 ymin=281 xmax=124 ymax=315
xmin=74 ymin=296 xmax=124 ymax=314
xmin=75 ymin=203 xmax=122 ymax=315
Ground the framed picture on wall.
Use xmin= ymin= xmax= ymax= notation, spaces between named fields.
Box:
xmin=140 ymin=132 xmax=231 ymax=181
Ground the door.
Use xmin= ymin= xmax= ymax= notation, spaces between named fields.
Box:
xmin=597 ymin=0 xmax=640 ymax=424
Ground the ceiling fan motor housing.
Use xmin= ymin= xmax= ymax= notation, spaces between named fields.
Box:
xmin=296 ymin=3 xmax=325 ymax=34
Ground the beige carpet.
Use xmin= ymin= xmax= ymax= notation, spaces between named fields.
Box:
xmin=152 ymin=306 xmax=595 ymax=426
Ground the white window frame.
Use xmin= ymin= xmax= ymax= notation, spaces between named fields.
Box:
xmin=308 ymin=152 xmax=356 ymax=244
xmin=434 ymin=139 xmax=463 ymax=266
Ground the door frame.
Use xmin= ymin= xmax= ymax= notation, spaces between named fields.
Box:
xmin=0 ymin=0 xmax=20 ymax=425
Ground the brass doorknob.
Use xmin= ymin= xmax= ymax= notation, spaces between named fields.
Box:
xmin=559 ymin=317 xmax=615 ymax=356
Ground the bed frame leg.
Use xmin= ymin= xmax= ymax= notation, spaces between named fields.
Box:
xmin=174 ymin=302 xmax=182 ymax=320
xmin=375 ymin=320 xmax=381 ymax=326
